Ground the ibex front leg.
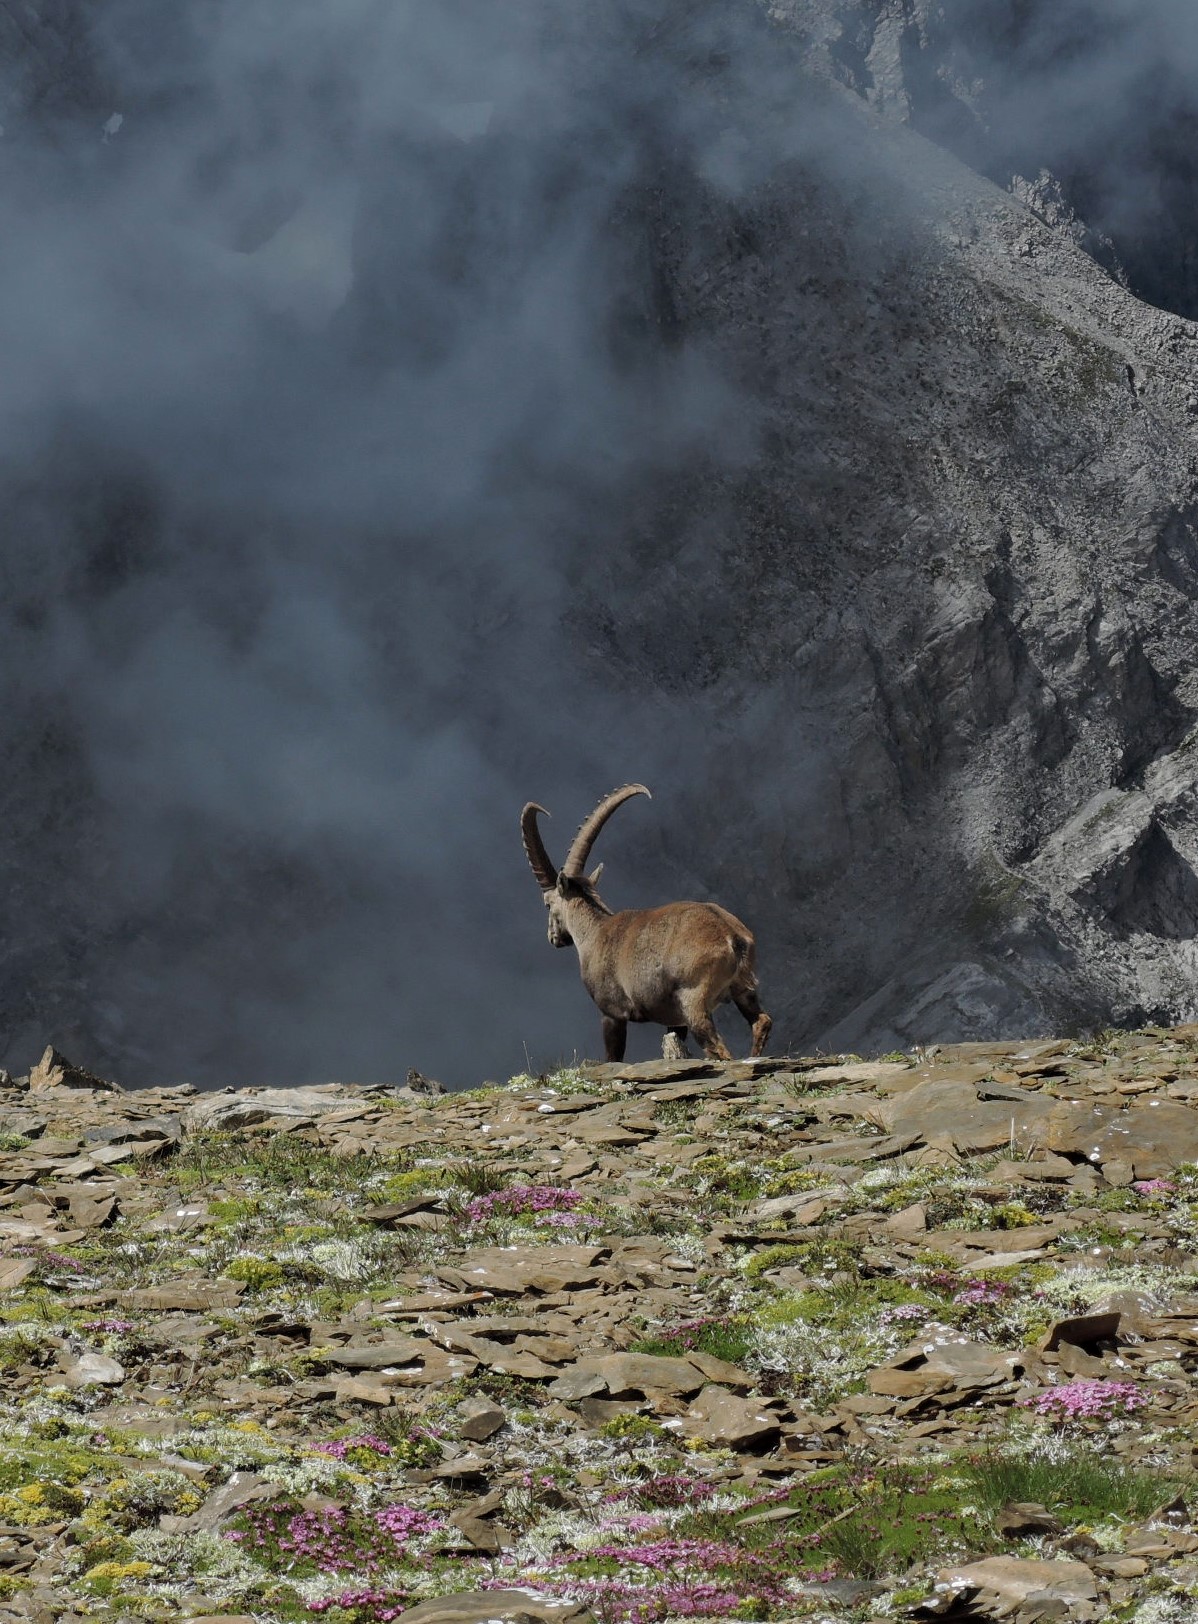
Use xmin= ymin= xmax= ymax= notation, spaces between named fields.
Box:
xmin=601 ymin=1016 xmax=627 ymax=1062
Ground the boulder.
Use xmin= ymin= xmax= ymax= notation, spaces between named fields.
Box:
xmin=27 ymin=1048 xmax=121 ymax=1094
xmin=458 ymin=1397 xmax=507 ymax=1441
xmin=58 ymin=1351 xmax=125 ymax=1387
xmin=684 ymin=1385 xmax=781 ymax=1451
xmin=1048 ymin=1099 xmax=1198 ymax=1179
xmin=184 ymin=1087 xmax=378 ymax=1131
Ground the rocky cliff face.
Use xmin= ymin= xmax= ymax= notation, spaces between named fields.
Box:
xmin=778 ymin=0 xmax=1198 ymax=321
xmin=3 ymin=1 xmax=1198 ymax=1082
xmin=570 ymin=35 xmax=1198 ymax=1055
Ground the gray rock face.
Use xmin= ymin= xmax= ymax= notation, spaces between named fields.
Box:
xmin=779 ymin=0 xmax=1198 ymax=320
xmin=583 ymin=74 xmax=1198 ymax=1053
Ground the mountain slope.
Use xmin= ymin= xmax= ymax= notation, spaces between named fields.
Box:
xmin=571 ymin=69 xmax=1198 ymax=1051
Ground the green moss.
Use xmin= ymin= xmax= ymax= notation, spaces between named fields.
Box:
xmin=977 ymin=1260 xmax=1056 ymax=1288
xmin=691 ymin=1154 xmax=764 ymax=1201
xmin=991 ymin=1200 xmax=1039 ymax=1229
xmin=631 ymin=1313 xmax=753 ymax=1366
xmin=598 ymin=1413 xmax=669 ymax=1442
xmin=890 ymin=1583 xmax=933 ymax=1606
xmin=0 ymin=1330 xmax=53 ymax=1374
xmin=745 ymin=1236 xmax=863 ymax=1280
xmin=759 ymin=1164 xmax=835 ymax=1199
xmin=743 ymin=1244 xmax=806 ymax=1280
xmin=760 ymin=1277 xmax=935 ymax=1334
xmin=173 ymin=1129 xmax=385 ymax=1192
xmin=1061 ymin=1222 xmax=1140 ymax=1253
xmin=378 ymin=1168 xmax=445 ymax=1202
xmin=223 ymin=1256 xmax=286 ymax=1291
xmin=208 ymin=1195 xmax=262 ymax=1223
xmin=82 ymin=1469 xmax=203 ymax=1534
xmin=0 ymin=1485 xmax=64 ymax=1526
xmin=80 ymin=1557 xmax=160 ymax=1593
xmin=459 ymin=1370 xmax=545 ymax=1406
xmin=247 ymin=1585 xmax=319 ymax=1623
xmin=366 ymin=1410 xmax=444 ymax=1467
xmin=729 ymin=1599 xmax=770 ymax=1620
xmin=909 ymin=1247 xmax=961 ymax=1272
xmin=0 ymin=1436 xmax=126 ymax=1534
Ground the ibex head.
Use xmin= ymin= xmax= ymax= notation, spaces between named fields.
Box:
xmin=521 ymin=784 xmax=651 ymax=947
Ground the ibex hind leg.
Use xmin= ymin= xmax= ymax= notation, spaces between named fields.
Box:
xmin=679 ymin=994 xmax=733 ymax=1063
xmin=733 ymin=989 xmax=772 ymax=1057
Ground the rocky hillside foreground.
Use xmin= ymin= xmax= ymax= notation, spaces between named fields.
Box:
xmin=7 ymin=1039 xmax=1198 ymax=1622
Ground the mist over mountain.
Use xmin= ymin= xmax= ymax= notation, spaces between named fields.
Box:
xmin=787 ymin=0 xmax=1198 ymax=320
xmin=3 ymin=0 xmax=1198 ymax=1087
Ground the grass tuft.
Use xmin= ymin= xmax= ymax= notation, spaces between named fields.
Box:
xmin=964 ymin=1449 xmax=1178 ymax=1522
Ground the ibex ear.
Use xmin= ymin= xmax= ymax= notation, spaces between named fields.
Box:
xmin=556 ymin=871 xmax=577 ymax=897
xmin=588 ymin=863 xmax=604 ymax=886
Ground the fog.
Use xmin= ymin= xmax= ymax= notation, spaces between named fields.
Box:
xmin=3 ymin=0 xmax=1198 ymax=1087
xmin=0 ymin=0 xmax=823 ymax=1086
xmin=902 ymin=0 xmax=1198 ymax=315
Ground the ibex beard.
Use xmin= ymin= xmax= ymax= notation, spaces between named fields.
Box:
xmin=521 ymin=784 xmax=771 ymax=1063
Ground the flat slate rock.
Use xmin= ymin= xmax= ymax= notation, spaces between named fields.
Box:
xmin=1046 ymin=1098 xmax=1198 ymax=1178
xmin=938 ymin=1555 xmax=1098 ymax=1605
xmin=394 ymin=1593 xmax=594 ymax=1624
xmin=881 ymin=1081 xmax=1056 ymax=1153
xmin=184 ymin=1087 xmax=384 ymax=1130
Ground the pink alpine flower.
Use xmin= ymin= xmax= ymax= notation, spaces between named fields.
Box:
xmin=1024 ymin=1379 xmax=1146 ymax=1421
xmin=312 ymin=1434 xmax=393 ymax=1460
xmin=466 ymin=1184 xmax=584 ymax=1223
xmin=953 ymin=1279 xmax=1015 ymax=1307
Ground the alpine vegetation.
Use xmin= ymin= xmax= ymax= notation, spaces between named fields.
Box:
xmin=520 ymin=784 xmax=770 ymax=1061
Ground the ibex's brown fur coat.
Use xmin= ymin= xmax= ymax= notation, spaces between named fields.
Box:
xmin=521 ymin=786 xmax=771 ymax=1062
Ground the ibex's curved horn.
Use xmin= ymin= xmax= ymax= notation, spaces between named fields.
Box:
xmin=521 ymin=802 xmax=558 ymax=891
xmin=562 ymin=784 xmax=651 ymax=877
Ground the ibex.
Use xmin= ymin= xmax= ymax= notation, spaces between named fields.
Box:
xmin=521 ymin=784 xmax=771 ymax=1062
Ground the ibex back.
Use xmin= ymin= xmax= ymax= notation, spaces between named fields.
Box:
xmin=521 ymin=784 xmax=771 ymax=1062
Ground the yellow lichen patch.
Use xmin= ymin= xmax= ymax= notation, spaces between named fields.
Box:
xmin=0 ymin=1485 xmax=57 ymax=1526
xmin=84 ymin=1560 xmax=157 ymax=1580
